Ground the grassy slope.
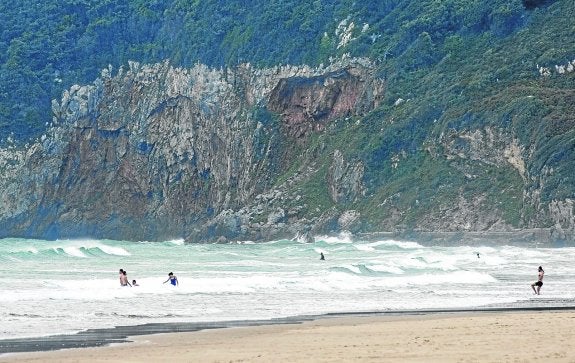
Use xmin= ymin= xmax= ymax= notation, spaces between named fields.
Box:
xmin=289 ymin=0 xmax=574 ymax=231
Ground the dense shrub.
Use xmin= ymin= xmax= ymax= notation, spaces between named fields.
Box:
xmin=0 ymin=0 xmax=571 ymax=145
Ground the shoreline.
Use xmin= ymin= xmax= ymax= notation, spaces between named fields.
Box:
xmin=2 ymin=305 xmax=575 ymax=357
xmin=2 ymin=308 xmax=575 ymax=362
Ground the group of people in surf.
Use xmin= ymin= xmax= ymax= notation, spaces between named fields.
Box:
xmin=119 ymin=268 xmax=138 ymax=287
xmin=119 ymin=268 xmax=178 ymax=287
xmin=121 ymin=259 xmax=544 ymax=295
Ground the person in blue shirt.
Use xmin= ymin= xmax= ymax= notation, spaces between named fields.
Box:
xmin=163 ymin=272 xmax=178 ymax=286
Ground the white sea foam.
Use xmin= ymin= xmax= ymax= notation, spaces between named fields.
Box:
xmin=1 ymin=237 xmax=575 ymax=341
xmin=367 ymin=239 xmax=424 ymax=249
xmin=316 ymin=232 xmax=353 ymax=244
xmin=61 ymin=246 xmax=87 ymax=257
xmin=166 ymin=238 xmax=185 ymax=245
xmin=95 ymin=244 xmax=131 ymax=256
xmin=9 ymin=239 xmax=131 ymax=258
xmin=354 ymin=244 xmax=374 ymax=251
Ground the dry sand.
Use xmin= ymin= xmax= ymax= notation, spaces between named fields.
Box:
xmin=2 ymin=311 xmax=575 ymax=363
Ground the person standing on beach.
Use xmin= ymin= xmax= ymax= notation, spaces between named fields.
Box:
xmin=164 ymin=272 xmax=178 ymax=286
xmin=531 ymin=266 xmax=544 ymax=295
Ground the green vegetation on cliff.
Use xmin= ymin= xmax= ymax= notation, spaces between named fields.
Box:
xmin=1 ymin=0 xmax=571 ymax=143
xmin=0 ymin=0 xmax=574 ymax=241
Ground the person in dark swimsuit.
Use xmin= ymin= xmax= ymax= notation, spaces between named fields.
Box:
xmin=531 ymin=266 xmax=544 ymax=295
xmin=320 ymin=252 xmax=325 ymax=260
xmin=164 ymin=272 xmax=178 ymax=286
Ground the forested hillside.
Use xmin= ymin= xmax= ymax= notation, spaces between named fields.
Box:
xmin=0 ymin=0 xmax=574 ymax=243
xmin=0 ymin=0 xmax=567 ymax=143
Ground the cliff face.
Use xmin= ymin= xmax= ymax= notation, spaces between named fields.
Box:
xmin=267 ymin=68 xmax=382 ymax=138
xmin=0 ymin=59 xmax=384 ymax=242
xmin=0 ymin=57 xmax=573 ymax=245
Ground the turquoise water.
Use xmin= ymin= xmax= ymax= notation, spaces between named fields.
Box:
xmin=1 ymin=235 xmax=574 ymax=339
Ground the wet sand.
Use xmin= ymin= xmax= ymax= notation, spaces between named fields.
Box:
xmin=2 ymin=310 xmax=575 ymax=362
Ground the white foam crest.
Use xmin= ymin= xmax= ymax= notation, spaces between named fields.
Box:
xmin=44 ymin=239 xmax=131 ymax=257
xmin=316 ymin=232 xmax=353 ymax=244
xmin=367 ymin=239 xmax=424 ymax=249
xmin=166 ymin=239 xmax=185 ymax=245
xmin=231 ymin=240 xmax=256 ymax=245
xmin=354 ymin=244 xmax=374 ymax=252
xmin=61 ymin=246 xmax=87 ymax=258
xmin=259 ymin=239 xmax=284 ymax=245
xmin=94 ymin=244 xmax=131 ymax=256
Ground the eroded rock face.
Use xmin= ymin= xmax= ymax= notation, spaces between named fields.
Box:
xmin=549 ymin=199 xmax=575 ymax=241
xmin=268 ymin=67 xmax=383 ymax=139
xmin=327 ymin=149 xmax=365 ymax=204
xmin=0 ymin=59 xmax=383 ymax=242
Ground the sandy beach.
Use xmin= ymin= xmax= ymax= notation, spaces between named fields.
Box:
xmin=2 ymin=310 xmax=575 ymax=363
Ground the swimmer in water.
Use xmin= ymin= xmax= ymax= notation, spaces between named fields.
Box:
xmin=121 ymin=270 xmax=132 ymax=287
xmin=163 ymin=272 xmax=178 ymax=286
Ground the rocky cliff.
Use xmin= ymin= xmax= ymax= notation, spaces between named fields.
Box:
xmin=0 ymin=55 xmax=573 ymax=245
xmin=0 ymin=59 xmax=385 ymax=242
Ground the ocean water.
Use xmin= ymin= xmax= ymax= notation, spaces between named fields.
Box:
xmin=1 ymin=235 xmax=574 ymax=340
